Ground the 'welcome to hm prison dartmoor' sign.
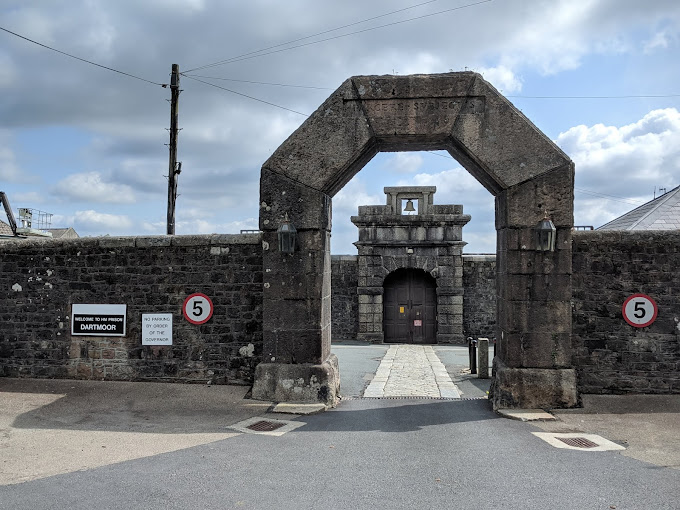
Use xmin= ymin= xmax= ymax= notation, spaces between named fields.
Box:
xmin=71 ymin=304 xmax=127 ymax=336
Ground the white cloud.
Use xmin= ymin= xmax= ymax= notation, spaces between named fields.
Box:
xmin=0 ymin=147 xmax=22 ymax=182
xmin=557 ymin=108 xmax=680 ymax=226
xmin=643 ymin=29 xmax=674 ymax=53
xmin=2 ymin=0 xmax=679 ymax=253
xmin=463 ymin=232 xmax=497 ymax=254
xmin=13 ymin=191 xmax=45 ymax=205
xmin=140 ymin=217 xmax=258 ymax=235
xmin=52 ymin=172 xmax=137 ymax=204
xmin=557 ymin=108 xmax=680 ymax=189
xmin=73 ymin=210 xmax=133 ymax=232
xmin=385 ymin=153 xmax=423 ymax=174
xmin=477 ymin=65 xmax=522 ymax=93
xmin=0 ymin=53 xmax=17 ymax=87
xmin=395 ymin=52 xmax=444 ymax=76
xmin=332 ymin=178 xmax=383 ymax=254
xmin=397 ymin=167 xmax=484 ymax=196
xmin=334 ymin=179 xmax=383 ymax=218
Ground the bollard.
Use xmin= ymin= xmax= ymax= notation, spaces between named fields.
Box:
xmin=477 ymin=338 xmax=489 ymax=379
xmin=468 ymin=337 xmax=477 ymax=374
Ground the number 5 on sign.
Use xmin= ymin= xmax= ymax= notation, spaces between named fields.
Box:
xmin=622 ymin=293 xmax=658 ymax=328
xmin=183 ymin=293 xmax=214 ymax=325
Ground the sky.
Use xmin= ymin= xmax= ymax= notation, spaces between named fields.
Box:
xmin=1 ymin=0 xmax=679 ymax=254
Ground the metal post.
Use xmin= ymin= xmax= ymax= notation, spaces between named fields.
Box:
xmin=468 ymin=337 xmax=477 ymax=374
xmin=166 ymin=64 xmax=181 ymax=235
xmin=477 ymin=337 xmax=489 ymax=379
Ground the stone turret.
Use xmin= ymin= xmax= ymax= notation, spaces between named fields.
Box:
xmin=351 ymin=186 xmax=470 ymax=344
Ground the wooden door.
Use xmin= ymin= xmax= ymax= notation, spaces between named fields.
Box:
xmin=383 ymin=269 xmax=437 ymax=344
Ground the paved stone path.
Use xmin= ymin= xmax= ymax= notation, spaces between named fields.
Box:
xmin=363 ymin=345 xmax=460 ymax=398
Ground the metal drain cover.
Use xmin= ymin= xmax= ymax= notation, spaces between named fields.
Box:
xmin=228 ymin=416 xmax=306 ymax=436
xmin=247 ymin=420 xmax=285 ymax=432
xmin=532 ymin=432 xmax=626 ymax=452
xmin=557 ymin=437 xmax=599 ymax=449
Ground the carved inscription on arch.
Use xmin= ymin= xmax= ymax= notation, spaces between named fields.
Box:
xmin=352 ymin=96 xmax=485 ymax=135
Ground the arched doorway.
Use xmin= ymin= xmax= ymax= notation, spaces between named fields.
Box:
xmin=383 ymin=269 xmax=437 ymax=344
xmin=253 ymin=72 xmax=577 ymax=410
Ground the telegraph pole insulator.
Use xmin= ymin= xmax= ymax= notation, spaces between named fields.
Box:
xmin=167 ymin=64 xmax=181 ymax=235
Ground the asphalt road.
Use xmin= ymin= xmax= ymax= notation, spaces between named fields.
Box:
xmin=1 ymin=344 xmax=678 ymax=509
xmin=1 ymin=397 xmax=679 ymax=510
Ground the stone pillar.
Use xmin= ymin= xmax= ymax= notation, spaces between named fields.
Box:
xmin=252 ymin=169 xmax=340 ymax=404
xmin=491 ymin=170 xmax=577 ymax=409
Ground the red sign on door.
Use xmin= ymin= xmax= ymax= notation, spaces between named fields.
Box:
xmin=413 ymin=320 xmax=422 ymax=327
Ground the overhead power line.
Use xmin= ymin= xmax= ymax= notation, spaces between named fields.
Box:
xmin=182 ymin=75 xmax=309 ymax=117
xmin=574 ymin=188 xmax=643 ymax=205
xmin=183 ymin=0 xmax=493 ymax=73
xmin=508 ymin=94 xmax=680 ymax=99
xmin=0 ymin=25 xmax=166 ymax=87
xmin=183 ymin=75 xmax=334 ymax=90
xmin=425 ymin=151 xmax=643 ymax=206
xmin=184 ymin=0 xmax=444 ymax=73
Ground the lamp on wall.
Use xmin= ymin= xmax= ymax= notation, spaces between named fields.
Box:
xmin=535 ymin=211 xmax=556 ymax=252
xmin=277 ymin=213 xmax=297 ymax=254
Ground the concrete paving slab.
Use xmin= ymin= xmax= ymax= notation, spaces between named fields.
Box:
xmin=533 ymin=395 xmax=680 ymax=470
xmin=363 ymin=345 xmax=461 ymax=398
xmin=498 ymin=409 xmax=556 ymax=421
xmin=227 ymin=416 xmax=306 ymax=436
xmin=532 ymin=432 xmax=626 ymax=452
xmin=271 ymin=403 xmax=326 ymax=415
xmin=0 ymin=378 xmax=276 ymax=485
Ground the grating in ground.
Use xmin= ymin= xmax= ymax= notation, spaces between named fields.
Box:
xmin=532 ymin=432 xmax=626 ymax=452
xmin=246 ymin=420 xmax=286 ymax=432
xmin=342 ymin=395 xmax=487 ymax=401
xmin=228 ymin=416 xmax=306 ymax=437
xmin=557 ymin=437 xmax=600 ymax=449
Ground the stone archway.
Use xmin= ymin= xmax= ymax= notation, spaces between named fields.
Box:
xmin=253 ymin=72 xmax=577 ymax=409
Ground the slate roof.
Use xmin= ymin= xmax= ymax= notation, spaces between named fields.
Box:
xmin=47 ymin=227 xmax=79 ymax=239
xmin=0 ymin=219 xmax=13 ymax=235
xmin=598 ymin=185 xmax=680 ymax=231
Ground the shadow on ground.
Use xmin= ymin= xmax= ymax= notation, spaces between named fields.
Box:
xmin=1 ymin=378 xmax=265 ymax=434
xmin=297 ymin=398 xmax=498 ymax=433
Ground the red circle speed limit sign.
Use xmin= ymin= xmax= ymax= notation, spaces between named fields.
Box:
xmin=183 ymin=293 xmax=214 ymax=325
xmin=622 ymin=293 xmax=657 ymax=328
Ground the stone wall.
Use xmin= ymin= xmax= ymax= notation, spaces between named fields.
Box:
xmin=462 ymin=254 xmax=496 ymax=340
xmin=331 ymin=255 xmax=359 ymax=341
xmin=572 ymin=231 xmax=680 ymax=394
xmin=3 ymin=229 xmax=679 ymax=397
xmin=0 ymin=234 xmax=263 ymax=384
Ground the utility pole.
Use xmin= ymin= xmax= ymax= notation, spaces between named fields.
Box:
xmin=167 ymin=63 xmax=181 ymax=235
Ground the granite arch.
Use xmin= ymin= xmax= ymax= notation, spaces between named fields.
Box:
xmin=254 ymin=72 xmax=576 ymax=409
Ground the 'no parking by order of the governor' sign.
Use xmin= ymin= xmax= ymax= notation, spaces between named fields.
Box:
xmin=183 ymin=293 xmax=214 ymax=325
xmin=622 ymin=293 xmax=658 ymax=328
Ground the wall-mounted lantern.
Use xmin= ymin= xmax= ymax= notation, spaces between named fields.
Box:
xmin=535 ymin=212 xmax=556 ymax=252
xmin=277 ymin=213 xmax=297 ymax=254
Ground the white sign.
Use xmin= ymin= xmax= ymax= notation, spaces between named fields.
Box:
xmin=72 ymin=304 xmax=127 ymax=336
xmin=142 ymin=313 xmax=173 ymax=345
xmin=622 ymin=293 xmax=658 ymax=328
xmin=183 ymin=293 xmax=214 ymax=325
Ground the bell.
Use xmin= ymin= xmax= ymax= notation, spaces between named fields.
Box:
xmin=403 ymin=199 xmax=416 ymax=213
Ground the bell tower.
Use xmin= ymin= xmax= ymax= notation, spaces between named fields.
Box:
xmin=351 ymin=186 xmax=470 ymax=344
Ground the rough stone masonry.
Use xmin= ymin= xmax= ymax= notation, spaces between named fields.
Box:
xmin=256 ymin=72 xmax=576 ymax=409
xmin=0 ymin=234 xmax=262 ymax=384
